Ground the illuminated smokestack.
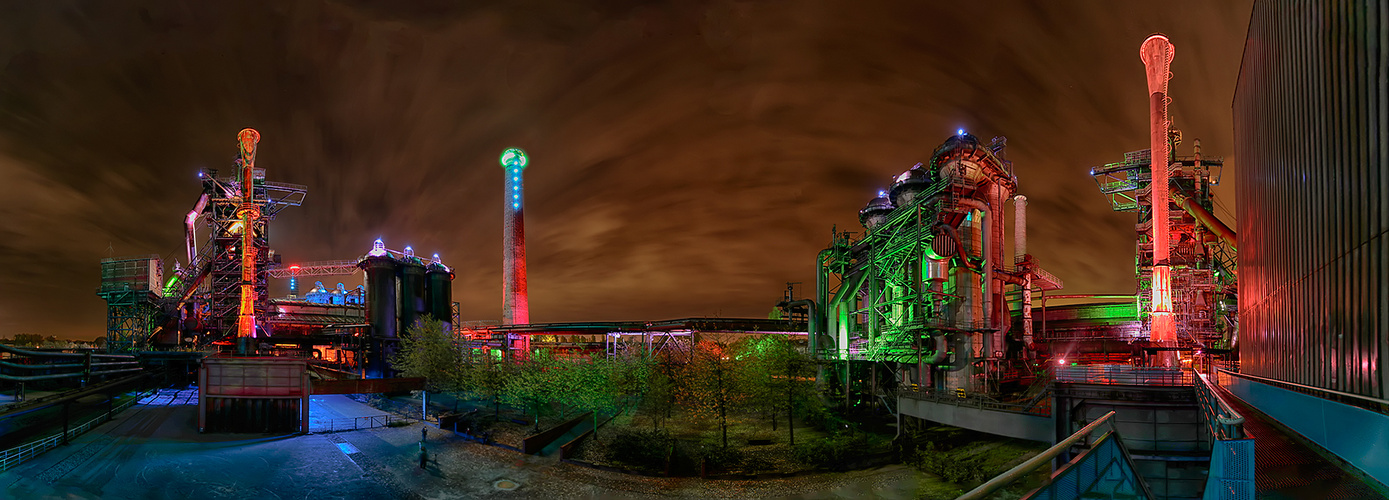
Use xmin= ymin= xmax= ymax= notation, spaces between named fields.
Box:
xmin=500 ymin=148 xmax=530 ymax=325
xmin=235 ymin=128 xmax=262 ymax=345
xmin=1140 ymin=34 xmax=1176 ymax=352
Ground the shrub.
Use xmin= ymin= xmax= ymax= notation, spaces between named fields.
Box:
xmin=909 ymin=442 xmax=986 ymax=483
xmin=698 ymin=442 xmax=744 ymax=469
xmin=605 ymin=428 xmax=674 ymax=468
xmin=792 ymin=434 xmax=856 ymax=468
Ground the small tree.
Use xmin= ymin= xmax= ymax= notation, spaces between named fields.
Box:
xmin=502 ymin=349 xmax=561 ymax=432
xmin=636 ymin=354 xmax=677 ymax=429
xmin=678 ymin=341 xmax=748 ymax=449
xmin=392 ymin=319 xmax=464 ymax=393
xmin=460 ymin=348 xmax=510 ymax=418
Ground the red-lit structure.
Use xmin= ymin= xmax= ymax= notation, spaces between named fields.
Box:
xmin=1089 ymin=36 xmax=1237 ymax=357
xmin=234 ymin=128 xmax=263 ymax=353
xmin=500 ymin=148 xmax=530 ymax=327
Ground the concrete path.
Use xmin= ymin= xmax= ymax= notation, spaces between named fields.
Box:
xmin=3 ymin=394 xmax=931 ymax=499
xmin=310 ymin=395 xmax=391 ymax=433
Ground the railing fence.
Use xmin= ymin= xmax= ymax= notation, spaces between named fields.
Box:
xmin=0 ymin=388 xmax=155 ymax=472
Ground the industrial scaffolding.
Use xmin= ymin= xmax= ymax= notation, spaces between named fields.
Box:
xmin=1090 ymin=140 xmax=1237 ymax=349
xmin=816 ymin=133 xmax=1062 ymax=398
xmin=97 ymin=256 xmax=162 ymax=353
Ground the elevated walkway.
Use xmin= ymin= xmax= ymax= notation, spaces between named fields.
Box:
xmin=905 ymin=366 xmax=1259 ymax=499
xmin=898 ymin=389 xmax=1053 ymax=442
xmin=1212 ymin=370 xmax=1387 ymax=498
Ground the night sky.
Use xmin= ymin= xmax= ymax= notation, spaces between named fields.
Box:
xmin=0 ymin=1 xmax=1251 ymax=341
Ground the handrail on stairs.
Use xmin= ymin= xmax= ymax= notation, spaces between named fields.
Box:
xmin=958 ymin=411 xmax=1126 ymax=500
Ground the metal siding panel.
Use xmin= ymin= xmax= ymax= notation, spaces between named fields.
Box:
xmin=1237 ymin=0 xmax=1384 ymax=398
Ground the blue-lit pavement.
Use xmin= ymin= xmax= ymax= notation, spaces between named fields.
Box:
xmin=1 ymin=391 xmax=927 ymax=499
xmin=1214 ymin=385 xmax=1387 ymax=499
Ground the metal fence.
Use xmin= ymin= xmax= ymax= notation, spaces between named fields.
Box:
xmin=0 ymin=388 xmax=154 ymax=472
xmin=315 ymin=414 xmax=392 ymax=433
xmin=1053 ymin=365 xmax=1192 ymax=386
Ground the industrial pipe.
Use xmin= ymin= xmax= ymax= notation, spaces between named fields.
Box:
xmin=956 ymin=197 xmax=993 ymax=339
xmin=185 ymin=193 xmax=208 ymax=266
xmin=0 ymin=344 xmax=135 ymax=359
xmin=922 ymin=334 xmax=949 ymax=365
xmin=780 ymin=299 xmax=820 ymax=355
xmin=0 ymin=367 xmax=144 ymax=382
xmin=1174 ymin=193 xmax=1237 ymax=250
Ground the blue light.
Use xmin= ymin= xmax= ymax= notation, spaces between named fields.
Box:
xmin=513 ymin=203 xmax=519 ymax=209
xmin=957 ymin=128 xmax=964 ymax=136
xmin=197 ymin=171 xmax=203 ymax=178
xmin=513 ymin=194 xmax=519 ymax=199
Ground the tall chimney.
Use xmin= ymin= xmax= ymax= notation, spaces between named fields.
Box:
xmin=1140 ymin=35 xmax=1176 ymax=360
xmin=235 ymin=128 xmax=262 ymax=349
xmin=500 ymin=148 xmax=530 ymax=326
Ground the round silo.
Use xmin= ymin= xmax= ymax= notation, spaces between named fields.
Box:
xmin=426 ymin=256 xmax=454 ymax=329
xmin=360 ymin=255 xmax=398 ymax=339
xmin=398 ymin=250 xmax=428 ymax=336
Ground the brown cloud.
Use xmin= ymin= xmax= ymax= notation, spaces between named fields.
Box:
xmin=0 ymin=0 xmax=1251 ymax=339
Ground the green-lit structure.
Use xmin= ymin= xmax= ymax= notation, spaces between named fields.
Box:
xmin=812 ymin=132 xmax=1062 ymax=400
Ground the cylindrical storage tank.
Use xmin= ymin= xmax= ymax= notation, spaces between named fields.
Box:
xmin=398 ymin=260 xmax=427 ymax=335
xmin=360 ymin=256 xmax=398 ymax=339
xmin=1235 ymin=1 xmax=1387 ymax=399
xmin=426 ymin=261 xmax=454 ymax=329
xmin=889 ymin=164 xmax=932 ymax=207
xmin=858 ymin=193 xmax=895 ymax=230
xmin=359 ymin=255 xmax=397 ymax=378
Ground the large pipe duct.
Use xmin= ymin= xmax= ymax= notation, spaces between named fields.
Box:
xmin=1141 ymin=34 xmax=1177 ymax=356
xmin=956 ymin=197 xmax=993 ymax=346
xmin=1174 ymin=193 xmax=1237 ymax=250
xmin=234 ymin=128 xmax=262 ymax=348
xmin=781 ymin=299 xmax=819 ymax=354
xmin=185 ymin=193 xmax=208 ymax=265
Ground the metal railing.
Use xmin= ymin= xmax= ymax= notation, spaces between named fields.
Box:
xmin=0 ymin=388 xmax=154 ymax=472
xmin=1215 ymin=366 xmax=1389 ymax=416
xmin=1053 ymin=365 xmax=1192 ymax=386
xmin=959 ymin=411 xmax=1154 ymax=500
xmin=897 ymin=387 xmax=1051 ymax=417
xmin=315 ymin=414 xmax=392 ymax=433
xmin=1194 ymin=372 xmax=1245 ymax=440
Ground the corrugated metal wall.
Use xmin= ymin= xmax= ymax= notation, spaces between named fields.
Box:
xmin=1235 ymin=0 xmax=1388 ymax=398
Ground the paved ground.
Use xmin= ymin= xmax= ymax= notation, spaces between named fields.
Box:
xmin=2 ymin=392 xmax=931 ymax=499
xmin=309 ymin=395 xmax=392 ymax=433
